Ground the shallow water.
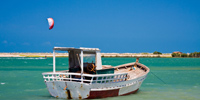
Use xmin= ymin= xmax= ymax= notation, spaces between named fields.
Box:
xmin=0 ymin=57 xmax=200 ymax=100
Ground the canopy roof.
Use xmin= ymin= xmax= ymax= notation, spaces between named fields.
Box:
xmin=53 ymin=47 xmax=100 ymax=52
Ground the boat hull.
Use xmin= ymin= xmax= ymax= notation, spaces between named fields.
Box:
xmin=87 ymin=88 xmax=139 ymax=99
xmin=44 ymin=74 xmax=147 ymax=99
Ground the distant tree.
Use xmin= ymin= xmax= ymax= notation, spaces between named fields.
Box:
xmin=153 ymin=51 xmax=162 ymax=54
xmin=181 ymin=53 xmax=188 ymax=57
xmin=172 ymin=53 xmax=180 ymax=57
xmin=189 ymin=53 xmax=193 ymax=57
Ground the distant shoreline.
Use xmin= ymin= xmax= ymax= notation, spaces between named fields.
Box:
xmin=0 ymin=53 xmax=172 ymax=58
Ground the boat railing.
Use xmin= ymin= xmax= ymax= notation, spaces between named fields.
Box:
xmin=42 ymin=72 xmax=128 ymax=84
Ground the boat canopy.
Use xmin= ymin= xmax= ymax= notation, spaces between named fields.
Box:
xmin=54 ymin=47 xmax=100 ymax=52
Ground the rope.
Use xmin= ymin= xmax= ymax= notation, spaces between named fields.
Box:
xmin=150 ymin=71 xmax=166 ymax=84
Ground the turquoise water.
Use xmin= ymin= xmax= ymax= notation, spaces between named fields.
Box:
xmin=0 ymin=57 xmax=200 ymax=100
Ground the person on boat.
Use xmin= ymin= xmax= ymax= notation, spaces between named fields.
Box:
xmin=136 ymin=57 xmax=139 ymax=63
xmin=130 ymin=57 xmax=139 ymax=70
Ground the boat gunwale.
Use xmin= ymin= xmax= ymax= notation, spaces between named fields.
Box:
xmin=42 ymin=71 xmax=128 ymax=77
xmin=42 ymin=62 xmax=150 ymax=82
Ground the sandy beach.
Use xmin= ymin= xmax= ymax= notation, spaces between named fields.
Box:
xmin=0 ymin=53 xmax=172 ymax=57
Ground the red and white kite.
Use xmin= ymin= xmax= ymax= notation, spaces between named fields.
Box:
xmin=47 ymin=18 xmax=54 ymax=30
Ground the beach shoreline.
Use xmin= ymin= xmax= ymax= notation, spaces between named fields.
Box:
xmin=0 ymin=53 xmax=172 ymax=58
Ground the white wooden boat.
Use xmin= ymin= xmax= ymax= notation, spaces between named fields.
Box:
xmin=42 ymin=47 xmax=150 ymax=99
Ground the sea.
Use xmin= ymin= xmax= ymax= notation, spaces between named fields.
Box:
xmin=0 ymin=57 xmax=200 ymax=100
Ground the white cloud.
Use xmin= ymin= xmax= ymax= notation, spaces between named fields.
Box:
xmin=22 ymin=42 xmax=30 ymax=46
xmin=9 ymin=42 xmax=16 ymax=45
xmin=42 ymin=41 xmax=51 ymax=46
xmin=2 ymin=40 xmax=7 ymax=44
xmin=1 ymin=40 xmax=16 ymax=46
xmin=55 ymin=43 xmax=64 ymax=46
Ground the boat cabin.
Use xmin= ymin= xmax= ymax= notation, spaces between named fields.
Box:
xmin=53 ymin=47 xmax=114 ymax=75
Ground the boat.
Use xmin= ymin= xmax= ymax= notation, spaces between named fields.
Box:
xmin=42 ymin=47 xmax=150 ymax=99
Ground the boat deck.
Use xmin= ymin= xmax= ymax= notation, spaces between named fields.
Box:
xmin=102 ymin=62 xmax=149 ymax=80
xmin=115 ymin=67 xmax=145 ymax=80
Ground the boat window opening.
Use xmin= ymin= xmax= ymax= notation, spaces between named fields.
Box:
xmin=52 ymin=50 xmax=69 ymax=72
xmin=83 ymin=54 xmax=96 ymax=74
xmin=83 ymin=54 xmax=95 ymax=64
xmin=68 ymin=50 xmax=81 ymax=73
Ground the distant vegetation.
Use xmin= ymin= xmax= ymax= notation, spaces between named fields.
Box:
xmin=189 ymin=52 xmax=200 ymax=57
xmin=141 ymin=52 xmax=149 ymax=54
xmin=153 ymin=51 xmax=162 ymax=54
xmin=172 ymin=52 xmax=200 ymax=58
xmin=181 ymin=53 xmax=188 ymax=57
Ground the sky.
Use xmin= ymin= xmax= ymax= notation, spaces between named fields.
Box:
xmin=0 ymin=0 xmax=200 ymax=53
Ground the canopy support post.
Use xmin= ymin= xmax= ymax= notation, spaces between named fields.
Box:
xmin=80 ymin=50 xmax=83 ymax=83
xmin=53 ymin=49 xmax=56 ymax=73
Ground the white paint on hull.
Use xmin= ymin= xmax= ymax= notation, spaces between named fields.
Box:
xmin=45 ymin=74 xmax=147 ymax=99
xmin=45 ymin=81 xmax=91 ymax=99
